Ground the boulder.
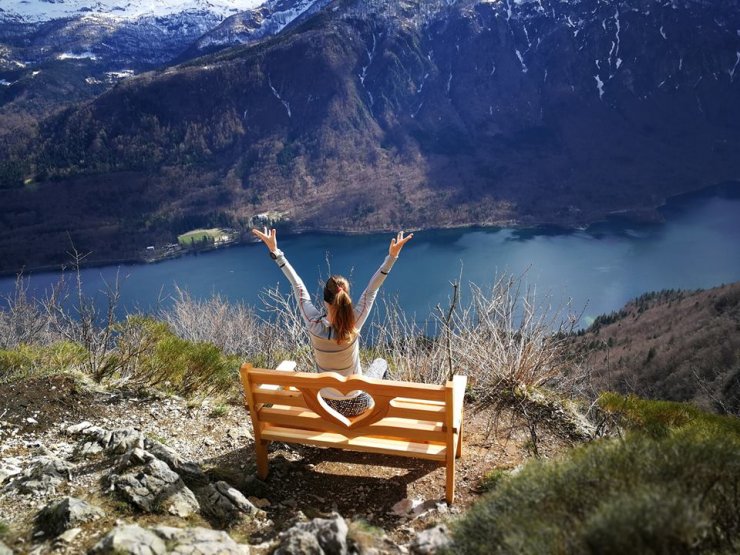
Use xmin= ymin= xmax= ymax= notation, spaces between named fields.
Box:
xmin=0 ymin=458 xmax=22 ymax=485
xmin=90 ymin=524 xmax=166 ymax=555
xmin=198 ymin=482 xmax=257 ymax=525
xmin=151 ymin=526 xmax=250 ymax=554
xmin=409 ymin=525 xmax=452 ymax=555
xmin=35 ymin=496 xmax=105 ymax=536
xmin=276 ymin=513 xmax=348 ymax=555
xmin=143 ymin=439 xmax=208 ymax=487
xmin=65 ymin=422 xmax=93 ymax=435
xmin=0 ymin=541 xmax=12 ymax=555
xmin=214 ymin=481 xmax=257 ymax=515
xmin=8 ymin=456 xmax=73 ymax=494
xmin=107 ymin=428 xmax=144 ymax=455
xmin=110 ymin=458 xmax=199 ymax=517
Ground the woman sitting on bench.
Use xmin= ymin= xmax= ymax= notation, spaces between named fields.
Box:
xmin=251 ymin=228 xmax=413 ymax=417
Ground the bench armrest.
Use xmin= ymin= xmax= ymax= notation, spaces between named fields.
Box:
xmin=451 ymin=375 xmax=467 ymax=432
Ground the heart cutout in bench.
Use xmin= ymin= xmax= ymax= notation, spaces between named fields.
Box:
xmin=298 ymin=386 xmax=392 ymax=430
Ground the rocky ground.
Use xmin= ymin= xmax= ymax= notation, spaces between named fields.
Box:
xmin=0 ymin=374 xmax=577 ymax=554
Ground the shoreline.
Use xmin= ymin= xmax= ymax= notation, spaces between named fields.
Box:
xmin=1 ymin=180 xmax=738 ymax=278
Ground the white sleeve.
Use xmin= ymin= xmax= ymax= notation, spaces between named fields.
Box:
xmin=354 ymin=254 xmax=397 ymax=330
xmin=273 ymin=251 xmax=324 ymax=325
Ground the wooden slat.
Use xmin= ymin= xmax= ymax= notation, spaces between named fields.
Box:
xmin=261 ymin=425 xmax=448 ymax=461
xmin=259 ymin=405 xmax=447 ymax=442
xmin=247 ymin=368 xmax=447 ymax=401
xmin=253 ymin=389 xmax=307 ymax=407
xmin=252 ymin=391 xmax=446 ymax=421
xmin=389 ymin=398 xmax=446 ymax=421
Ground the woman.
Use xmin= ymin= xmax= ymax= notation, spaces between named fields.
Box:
xmin=251 ymin=227 xmax=413 ymax=416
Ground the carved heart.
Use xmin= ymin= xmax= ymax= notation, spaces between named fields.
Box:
xmin=298 ymin=386 xmax=392 ymax=430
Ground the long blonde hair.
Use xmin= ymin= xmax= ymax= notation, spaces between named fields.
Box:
xmin=323 ymin=275 xmax=357 ymax=344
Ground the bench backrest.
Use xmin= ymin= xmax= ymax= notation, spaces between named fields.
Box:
xmin=240 ymin=363 xmax=456 ymax=445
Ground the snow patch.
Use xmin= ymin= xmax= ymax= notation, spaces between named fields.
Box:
xmin=268 ymin=74 xmax=291 ymax=118
xmin=515 ymin=49 xmax=527 ymax=73
xmin=57 ymin=51 xmax=97 ymax=61
xmin=594 ymin=75 xmax=604 ymax=99
xmin=105 ymin=70 xmax=135 ymax=81
xmin=730 ymin=52 xmax=740 ymax=82
xmin=2 ymin=0 xmax=265 ymax=23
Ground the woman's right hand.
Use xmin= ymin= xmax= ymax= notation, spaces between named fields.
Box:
xmin=252 ymin=227 xmax=278 ymax=253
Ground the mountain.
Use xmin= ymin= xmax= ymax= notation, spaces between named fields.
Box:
xmin=188 ymin=0 xmax=333 ymax=55
xmin=0 ymin=0 xmax=324 ymax=144
xmin=1 ymin=0 xmax=740 ymax=271
xmin=569 ymin=282 xmax=740 ymax=415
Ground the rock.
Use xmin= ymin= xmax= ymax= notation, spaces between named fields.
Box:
xmin=214 ymin=482 xmax=257 ymax=514
xmin=276 ymin=530 xmax=322 ymax=555
xmin=110 ymin=458 xmax=199 ymax=516
xmin=143 ymin=439 xmax=208 ymax=487
xmin=76 ymin=441 xmax=105 ymax=458
xmin=35 ymin=496 xmax=105 ymax=536
xmin=198 ymin=482 xmax=256 ymax=525
xmin=390 ymin=499 xmax=439 ymax=519
xmin=83 ymin=426 xmax=113 ymax=445
xmin=107 ymin=428 xmax=144 ymax=455
xmin=276 ymin=513 xmax=348 ymax=555
xmin=409 ymin=525 xmax=452 ymax=555
xmin=8 ymin=456 xmax=73 ymax=494
xmin=391 ymin=499 xmax=423 ymax=517
xmin=226 ymin=428 xmax=252 ymax=441
xmin=90 ymin=524 xmax=167 ymax=555
xmin=0 ymin=458 xmax=22 ymax=485
xmin=113 ymin=448 xmax=156 ymax=472
xmin=66 ymin=422 xmax=93 ymax=435
xmin=56 ymin=527 xmax=82 ymax=544
xmin=0 ymin=541 xmax=12 ymax=555
xmin=151 ymin=526 xmax=250 ymax=554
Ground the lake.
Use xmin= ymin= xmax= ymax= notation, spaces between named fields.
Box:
xmin=1 ymin=183 xmax=739 ymax=329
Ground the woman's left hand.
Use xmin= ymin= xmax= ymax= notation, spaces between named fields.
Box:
xmin=389 ymin=231 xmax=414 ymax=258
xmin=252 ymin=227 xmax=278 ymax=253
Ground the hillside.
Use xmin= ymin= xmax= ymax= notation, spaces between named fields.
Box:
xmin=1 ymin=0 xmax=740 ymax=271
xmin=570 ymin=282 xmax=740 ymax=415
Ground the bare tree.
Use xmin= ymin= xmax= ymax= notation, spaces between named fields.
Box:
xmin=43 ymin=247 xmax=123 ymax=382
xmin=161 ymin=287 xmax=262 ymax=357
xmin=0 ymin=274 xmax=55 ymax=349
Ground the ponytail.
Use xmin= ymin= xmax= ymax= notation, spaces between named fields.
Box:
xmin=324 ymin=276 xmax=357 ymax=344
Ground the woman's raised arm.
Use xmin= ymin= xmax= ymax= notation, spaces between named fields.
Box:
xmin=251 ymin=228 xmax=323 ymax=326
xmin=354 ymin=231 xmax=414 ymax=330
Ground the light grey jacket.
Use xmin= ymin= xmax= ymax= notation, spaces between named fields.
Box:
xmin=272 ymin=249 xmax=397 ymax=399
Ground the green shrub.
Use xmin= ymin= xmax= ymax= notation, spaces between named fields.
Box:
xmin=449 ymin=401 xmax=740 ymax=554
xmin=0 ymin=341 xmax=86 ymax=383
xmin=209 ymin=404 xmax=229 ymax=418
xmin=599 ymin=392 xmax=740 ymax=437
xmin=128 ymin=324 xmax=237 ymax=397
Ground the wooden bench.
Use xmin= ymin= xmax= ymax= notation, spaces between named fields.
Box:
xmin=239 ymin=362 xmax=467 ymax=504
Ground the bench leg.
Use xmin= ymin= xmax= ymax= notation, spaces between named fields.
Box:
xmin=445 ymin=453 xmax=456 ymax=505
xmin=255 ymin=440 xmax=269 ymax=479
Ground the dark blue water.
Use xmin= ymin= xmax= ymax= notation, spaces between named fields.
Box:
xmin=1 ymin=185 xmax=739 ymax=327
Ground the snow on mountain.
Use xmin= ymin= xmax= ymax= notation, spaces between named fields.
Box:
xmin=194 ymin=0 xmax=330 ymax=51
xmin=0 ymin=0 xmax=266 ymax=23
